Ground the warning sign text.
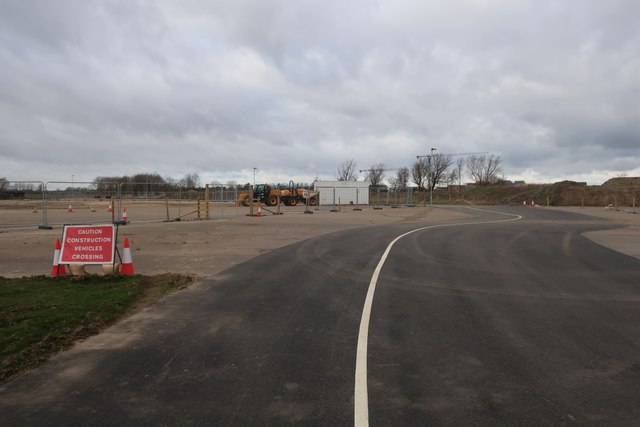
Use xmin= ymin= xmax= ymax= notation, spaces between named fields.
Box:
xmin=59 ymin=224 xmax=116 ymax=264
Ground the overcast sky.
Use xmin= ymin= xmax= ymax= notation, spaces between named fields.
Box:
xmin=1 ymin=0 xmax=638 ymax=186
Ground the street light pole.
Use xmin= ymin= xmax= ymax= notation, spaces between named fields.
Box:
xmin=253 ymin=168 xmax=257 ymax=187
xmin=71 ymin=174 xmax=74 ymax=199
xmin=429 ymin=147 xmax=436 ymax=207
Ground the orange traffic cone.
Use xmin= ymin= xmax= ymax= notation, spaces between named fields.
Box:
xmin=256 ymin=206 xmax=262 ymax=217
xmin=107 ymin=203 xmax=112 ymax=212
xmin=122 ymin=207 xmax=128 ymax=222
xmin=51 ymin=239 xmax=67 ymax=276
xmin=67 ymin=204 xmax=73 ymax=213
xmin=120 ymin=237 xmax=135 ymax=275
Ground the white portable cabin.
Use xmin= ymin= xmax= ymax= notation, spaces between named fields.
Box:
xmin=313 ymin=181 xmax=370 ymax=206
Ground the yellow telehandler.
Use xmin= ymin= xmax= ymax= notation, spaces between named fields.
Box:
xmin=236 ymin=182 xmax=318 ymax=207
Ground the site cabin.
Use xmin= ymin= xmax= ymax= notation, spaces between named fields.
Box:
xmin=313 ymin=181 xmax=370 ymax=206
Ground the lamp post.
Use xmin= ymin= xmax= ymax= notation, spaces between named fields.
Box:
xmin=253 ymin=168 xmax=257 ymax=187
xmin=71 ymin=174 xmax=74 ymax=199
xmin=429 ymin=147 xmax=436 ymax=207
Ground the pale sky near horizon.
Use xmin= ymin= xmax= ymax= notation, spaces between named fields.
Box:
xmin=1 ymin=0 xmax=639 ymax=186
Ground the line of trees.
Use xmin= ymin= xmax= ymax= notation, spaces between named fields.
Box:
xmin=92 ymin=173 xmax=201 ymax=191
xmin=1 ymin=174 xmax=203 ymax=193
xmin=0 ymin=178 xmax=41 ymax=191
xmin=335 ymin=154 xmax=504 ymax=191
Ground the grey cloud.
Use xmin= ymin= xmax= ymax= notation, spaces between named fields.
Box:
xmin=1 ymin=1 xmax=639 ymax=185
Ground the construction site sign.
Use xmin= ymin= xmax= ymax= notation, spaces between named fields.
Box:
xmin=59 ymin=224 xmax=116 ymax=264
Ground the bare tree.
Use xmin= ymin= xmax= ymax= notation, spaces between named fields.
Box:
xmin=336 ymin=159 xmax=358 ymax=181
xmin=467 ymin=154 xmax=503 ymax=185
xmin=394 ymin=167 xmax=409 ymax=190
xmin=388 ymin=177 xmax=398 ymax=191
xmin=0 ymin=177 xmax=9 ymax=191
xmin=446 ymin=169 xmax=457 ymax=188
xmin=454 ymin=157 xmax=465 ymax=191
xmin=426 ymin=153 xmax=453 ymax=191
xmin=411 ymin=158 xmax=429 ymax=191
xmin=13 ymin=182 xmax=34 ymax=191
xmin=366 ymin=163 xmax=385 ymax=186
xmin=181 ymin=173 xmax=201 ymax=189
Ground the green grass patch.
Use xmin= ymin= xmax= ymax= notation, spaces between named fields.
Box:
xmin=0 ymin=273 xmax=196 ymax=383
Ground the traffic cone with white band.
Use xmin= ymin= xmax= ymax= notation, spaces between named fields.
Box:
xmin=67 ymin=204 xmax=73 ymax=213
xmin=108 ymin=203 xmax=112 ymax=212
xmin=51 ymin=239 xmax=67 ymax=276
xmin=122 ymin=207 xmax=128 ymax=222
xmin=120 ymin=237 xmax=135 ymax=275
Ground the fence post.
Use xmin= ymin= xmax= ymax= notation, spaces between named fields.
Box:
xmin=235 ymin=187 xmax=238 ymax=216
xmin=178 ymin=185 xmax=182 ymax=218
xmin=40 ymin=182 xmax=51 ymax=229
xmin=249 ymin=185 xmax=254 ymax=216
xmin=374 ymin=188 xmax=383 ymax=210
xmin=330 ymin=188 xmax=337 ymax=212
xmin=205 ymin=184 xmax=210 ymax=220
xmin=117 ymin=182 xmax=124 ymax=221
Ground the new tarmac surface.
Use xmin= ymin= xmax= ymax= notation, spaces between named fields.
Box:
xmin=1 ymin=206 xmax=640 ymax=425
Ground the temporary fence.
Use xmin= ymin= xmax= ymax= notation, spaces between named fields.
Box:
xmin=1 ymin=182 xmax=422 ymax=229
xmin=369 ymin=187 xmax=416 ymax=207
xmin=208 ymin=186 xmax=240 ymax=203
xmin=0 ymin=181 xmax=246 ymax=229
xmin=315 ymin=186 xmax=418 ymax=210
xmin=5 ymin=178 xmax=637 ymax=229
xmin=0 ymin=181 xmax=47 ymax=229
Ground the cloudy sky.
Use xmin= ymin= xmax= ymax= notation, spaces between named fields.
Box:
xmin=1 ymin=0 xmax=638 ymax=186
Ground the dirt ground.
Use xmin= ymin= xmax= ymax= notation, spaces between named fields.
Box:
xmin=551 ymin=206 xmax=640 ymax=260
xmin=0 ymin=201 xmax=471 ymax=278
xmin=1 ymin=201 xmax=638 ymax=278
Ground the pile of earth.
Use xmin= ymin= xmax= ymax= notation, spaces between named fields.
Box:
xmin=448 ymin=178 xmax=640 ymax=207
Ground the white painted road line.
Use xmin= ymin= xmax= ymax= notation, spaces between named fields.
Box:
xmin=354 ymin=208 xmax=522 ymax=427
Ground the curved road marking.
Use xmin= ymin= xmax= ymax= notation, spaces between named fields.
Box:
xmin=354 ymin=207 xmax=522 ymax=426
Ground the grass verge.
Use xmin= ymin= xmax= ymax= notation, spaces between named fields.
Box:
xmin=0 ymin=273 xmax=197 ymax=383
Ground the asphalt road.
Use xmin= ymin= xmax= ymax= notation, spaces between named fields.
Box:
xmin=1 ymin=206 xmax=639 ymax=426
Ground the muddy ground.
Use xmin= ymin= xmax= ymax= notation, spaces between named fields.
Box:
xmin=0 ymin=200 xmax=638 ymax=278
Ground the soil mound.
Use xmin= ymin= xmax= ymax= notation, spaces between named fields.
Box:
xmin=602 ymin=177 xmax=640 ymax=187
